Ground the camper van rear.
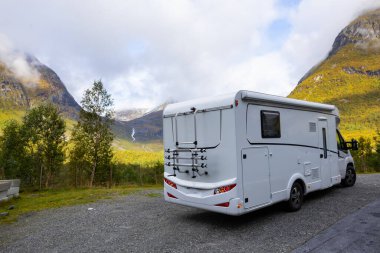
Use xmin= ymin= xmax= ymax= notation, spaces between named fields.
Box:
xmin=163 ymin=91 xmax=357 ymax=216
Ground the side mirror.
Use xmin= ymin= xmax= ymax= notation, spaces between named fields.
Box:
xmin=346 ymin=139 xmax=358 ymax=150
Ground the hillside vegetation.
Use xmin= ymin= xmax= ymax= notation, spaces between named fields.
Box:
xmin=289 ymin=9 xmax=380 ymax=140
xmin=289 ymin=44 xmax=380 ymax=140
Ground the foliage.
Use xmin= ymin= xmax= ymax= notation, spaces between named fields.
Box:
xmin=69 ymin=80 xmax=114 ymax=187
xmin=111 ymin=150 xmax=163 ymax=185
xmin=22 ymin=104 xmax=66 ymax=188
xmin=289 ymin=44 xmax=380 ymax=141
xmin=0 ymin=110 xmax=25 ymax=134
xmin=0 ymin=120 xmax=26 ymax=179
xmin=351 ymin=132 xmax=380 ymax=172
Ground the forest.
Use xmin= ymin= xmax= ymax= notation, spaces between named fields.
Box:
xmin=0 ymin=81 xmax=164 ymax=190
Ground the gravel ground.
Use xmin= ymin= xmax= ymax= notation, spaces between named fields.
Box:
xmin=0 ymin=174 xmax=379 ymax=253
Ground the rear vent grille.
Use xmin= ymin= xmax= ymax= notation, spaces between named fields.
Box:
xmin=311 ymin=168 xmax=320 ymax=179
xmin=309 ymin=122 xmax=316 ymax=132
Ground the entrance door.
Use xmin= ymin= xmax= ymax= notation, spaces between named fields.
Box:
xmin=318 ymin=118 xmax=331 ymax=188
xmin=242 ymin=147 xmax=270 ymax=208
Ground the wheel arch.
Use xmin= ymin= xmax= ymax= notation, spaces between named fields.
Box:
xmin=286 ymin=173 xmax=307 ymax=199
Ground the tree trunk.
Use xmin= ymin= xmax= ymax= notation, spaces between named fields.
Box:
xmin=75 ymin=165 xmax=78 ymax=188
xmin=154 ymin=166 xmax=157 ymax=185
xmin=39 ymin=164 xmax=43 ymax=190
xmin=109 ymin=165 xmax=112 ymax=188
xmin=0 ymin=167 xmax=4 ymax=180
xmin=138 ymin=166 xmax=142 ymax=186
xmin=89 ymin=160 xmax=97 ymax=188
xmin=45 ymin=171 xmax=51 ymax=189
xmin=45 ymin=158 xmax=51 ymax=188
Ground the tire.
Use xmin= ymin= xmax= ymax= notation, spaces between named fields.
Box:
xmin=287 ymin=181 xmax=304 ymax=212
xmin=341 ymin=165 xmax=356 ymax=187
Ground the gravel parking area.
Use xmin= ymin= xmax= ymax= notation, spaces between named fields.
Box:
xmin=0 ymin=174 xmax=380 ymax=253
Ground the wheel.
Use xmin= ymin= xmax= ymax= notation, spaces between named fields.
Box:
xmin=341 ymin=165 xmax=356 ymax=187
xmin=287 ymin=182 xmax=304 ymax=212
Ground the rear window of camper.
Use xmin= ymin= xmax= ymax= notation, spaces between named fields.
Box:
xmin=261 ymin=111 xmax=281 ymax=138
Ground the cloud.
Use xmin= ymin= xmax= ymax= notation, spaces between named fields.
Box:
xmin=0 ymin=34 xmax=40 ymax=83
xmin=0 ymin=0 xmax=379 ymax=109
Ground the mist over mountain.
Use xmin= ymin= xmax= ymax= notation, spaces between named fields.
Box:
xmin=0 ymin=53 xmax=80 ymax=118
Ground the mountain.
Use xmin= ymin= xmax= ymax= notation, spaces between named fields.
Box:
xmin=0 ymin=51 xmax=168 ymax=144
xmin=114 ymin=110 xmax=163 ymax=142
xmin=113 ymin=101 xmax=173 ymax=142
xmin=115 ymin=108 xmax=148 ymax=121
xmin=0 ymin=55 xmax=80 ymax=118
xmin=289 ymin=8 xmax=380 ymax=140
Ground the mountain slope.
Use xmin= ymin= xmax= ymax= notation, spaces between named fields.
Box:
xmin=115 ymin=108 xmax=148 ymax=121
xmin=0 ymin=55 xmax=80 ymax=118
xmin=289 ymin=8 xmax=380 ymax=140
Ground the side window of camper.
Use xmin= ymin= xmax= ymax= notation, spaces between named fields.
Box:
xmin=261 ymin=111 xmax=281 ymax=138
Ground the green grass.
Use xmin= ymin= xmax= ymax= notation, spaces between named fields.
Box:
xmin=145 ymin=192 xmax=162 ymax=198
xmin=0 ymin=185 xmax=162 ymax=224
xmin=113 ymin=138 xmax=163 ymax=152
xmin=113 ymin=149 xmax=163 ymax=166
xmin=0 ymin=110 xmax=25 ymax=134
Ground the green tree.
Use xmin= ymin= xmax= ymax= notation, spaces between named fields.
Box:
xmin=23 ymin=103 xmax=66 ymax=188
xmin=369 ymin=131 xmax=380 ymax=171
xmin=70 ymin=80 xmax=114 ymax=187
xmin=0 ymin=120 xmax=26 ymax=179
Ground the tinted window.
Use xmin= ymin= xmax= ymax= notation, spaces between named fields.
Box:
xmin=322 ymin=128 xmax=327 ymax=158
xmin=261 ymin=111 xmax=281 ymax=138
xmin=336 ymin=130 xmax=347 ymax=152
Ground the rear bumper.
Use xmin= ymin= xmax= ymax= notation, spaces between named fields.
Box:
xmin=164 ymin=187 xmax=244 ymax=216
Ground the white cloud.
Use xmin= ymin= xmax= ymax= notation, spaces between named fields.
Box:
xmin=0 ymin=0 xmax=379 ymax=109
xmin=281 ymin=0 xmax=380 ymax=82
xmin=0 ymin=34 xmax=40 ymax=83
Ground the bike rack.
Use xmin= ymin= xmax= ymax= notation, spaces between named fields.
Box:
xmin=165 ymin=148 xmax=208 ymax=179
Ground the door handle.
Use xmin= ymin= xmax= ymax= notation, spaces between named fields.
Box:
xmin=320 ymin=154 xmax=323 ymax=158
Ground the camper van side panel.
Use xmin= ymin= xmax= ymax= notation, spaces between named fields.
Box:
xmin=234 ymin=97 xmax=341 ymax=210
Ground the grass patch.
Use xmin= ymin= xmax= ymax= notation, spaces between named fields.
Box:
xmin=145 ymin=192 xmax=162 ymax=198
xmin=356 ymin=171 xmax=380 ymax=174
xmin=0 ymin=185 xmax=162 ymax=224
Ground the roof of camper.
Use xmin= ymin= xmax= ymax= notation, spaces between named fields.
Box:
xmin=164 ymin=90 xmax=339 ymax=116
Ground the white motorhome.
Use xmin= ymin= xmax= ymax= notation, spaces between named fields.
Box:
xmin=163 ymin=91 xmax=358 ymax=215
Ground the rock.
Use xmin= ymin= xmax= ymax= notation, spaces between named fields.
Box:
xmin=8 ymin=205 xmax=15 ymax=210
xmin=0 ymin=212 xmax=9 ymax=217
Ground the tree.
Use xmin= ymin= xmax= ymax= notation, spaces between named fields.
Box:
xmin=70 ymin=80 xmax=114 ymax=187
xmin=0 ymin=120 xmax=26 ymax=179
xmin=370 ymin=131 xmax=380 ymax=171
xmin=23 ymin=103 xmax=66 ymax=188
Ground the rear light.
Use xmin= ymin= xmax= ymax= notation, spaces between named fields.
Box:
xmin=235 ymin=99 xmax=239 ymax=107
xmin=214 ymin=184 xmax=236 ymax=194
xmin=215 ymin=202 xmax=230 ymax=207
xmin=167 ymin=192 xmax=177 ymax=199
xmin=164 ymin=178 xmax=177 ymax=189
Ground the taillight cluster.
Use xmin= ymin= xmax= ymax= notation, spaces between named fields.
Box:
xmin=214 ymin=184 xmax=236 ymax=194
xmin=164 ymin=178 xmax=177 ymax=189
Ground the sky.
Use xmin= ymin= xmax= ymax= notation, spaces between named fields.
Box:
xmin=0 ymin=0 xmax=379 ymax=110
